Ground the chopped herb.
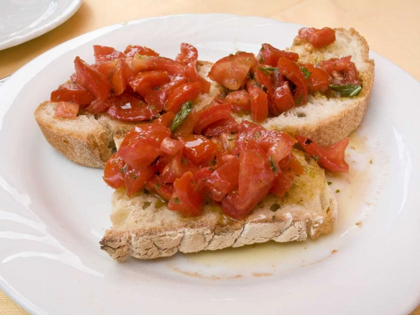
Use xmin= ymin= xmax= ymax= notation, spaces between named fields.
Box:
xmin=152 ymin=86 xmax=160 ymax=90
xmin=254 ymin=81 xmax=261 ymax=88
xmin=262 ymin=85 xmax=268 ymax=92
xmin=173 ymin=197 xmax=180 ymax=204
xmin=133 ymin=175 xmax=138 ymax=180
xmin=335 ymin=189 xmax=340 ymax=193
xmin=269 ymin=156 xmax=279 ymax=173
xmin=209 ymin=167 xmax=214 ymax=171
xmin=155 ymin=183 xmax=161 ymax=189
xmin=181 ymin=157 xmax=187 ymax=165
xmin=170 ymin=101 xmax=193 ymax=132
xmin=257 ymin=66 xmax=277 ymax=75
xmin=270 ymin=203 xmax=281 ymax=211
xmin=329 ymin=84 xmax=362 ymax=97
xmin=300 ymin=66 xmax=312 ymax=79
xmin=313 ymin=155 xmax=320 ymax=162
xmin=297 ymin=95 xmax=303 ymax=105
xmin=254 ymin=131 xmax=261 ymax=140
xmin=120 ymin=164 xmax=128 ymax=174
xmin=370 ymin=159 xmax=373 ymax=164
xmin=328 ymin=181 xmax=332 ymax=185
xmin=142 ymin=201 xmax=151 ymax=210
xmin=259 ymin=56 xmax=264 ymax=63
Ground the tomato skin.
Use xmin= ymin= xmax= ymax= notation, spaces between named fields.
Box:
xmin=173 ymin=110 xmax=199 ymax=138
xmin=257 ymin=43 xmax=299 ymax=65
xmin=124 ymin=45 xmax=159 ymax=57
xmin=208 ymin=52 xmax=257 ymax=90
xmin=202 ymin=117 xmax=239 ymax=137
xmin=298 ymin=27 xmax=336 ymax=48
xmin=193 ymin=102 xmax=232 ymax=134
xmin=93 ymin=59 xmax=118 ymax=81
xmin=224 ymin=90 xmax=251 ymax=113
xmin=93 ymin=45 xmax=125 ymax=62
xmin=179 ymin=134 xmax=218 ymax=166
xmin=246 ymin=80 xmax=268 ymax=122
xmin=277 ymin=57 xmax=308 ymax=105
xmin=320 ymin=56 xmax=360 ymax=85
xmin=118 ymin=124 xmax=171 ymax=170
xmin=51 ymin=82 xmax=95 ymax=105
xmin=165 ymin=82 xmax=201 ymax=113
xmin=103 ymin=152 xmax=125 ymax=189
xmin=159 ymin=137 xmax=184 ymax=156
xmin=184 ymin=61 xmax=211 ymax=94
xmin=106 ymin=94 xmax=159 ymax=122
xmin=145 ymin=76 xmax=188 ymax=111
xmin=175 ymin=43 xmax=198 ymax=65
xmin=74 ymin=57 xmax=111 ymax=101
xmin=112 ymin=58 xmax=134 ymax=96
xmin=129 ymin=71 xmax=170 ymax=98
xmin=154 ymin=111 xmax=175 ymax=127
xmin=168 ymin=171 xmax=203 ymax=216
xmin=297 ymin=135 xmax=349 ymax=172
xmin=303 ymin=64 xmax=331 ymax=92
xmin=271 ymin=82 xmax=295 ymax=115
xmin=132 ymin=55 xmax=184 ymax=77
xmin=161 ymin=151 xmax=198 ymax=184
xmin=124 ymin=164 xmax=156 ymax=197
xmin=53 ymin=102 xmax=80 ymax=118
xmin=146 ymin=175 xmax=173 ymax=200
xmin=206 ymin=157 xmax=240 ymax=202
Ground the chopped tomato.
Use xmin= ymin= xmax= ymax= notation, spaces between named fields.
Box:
xmin=93 ymin=45 xmax=125 ymax=62
xmin=254 ymin=66 xmax=275 ymax=95
xmin=202 ymin=117 xmax=239 ymax=137
xmin=159 ymin=137 xmax=184 ymax=156
xmin=53 ymin=102 xmax=79 ymax=118
xmin=302 ymin=64 xmax=331 ymax=92
xmin=112 ymin=58 xmax=134 ymax=95
xmin=175 ymin=43 xmax=198 ymax=65
xmin=179 ymin=134 xmax=218 ymax=165
xmin=161 ymin=151 xmax=198 ymax=184
xmin=206 ymin=157 xmax=239 ymax=201
xmin=146 ymin=175 xmax=173 ymax=200
xmin=132 ymin=55 xmax=184 ymax=77
xmin=193 ymin=167 xmax=213 ymax=192
xmin=270 ymin=170 xmax=295 ymax=198
xmin=320 ymin=56 xmax=360 ymax=85
xmin=129 ymin=71 xmax=170 ymax=98
xmin=103 ymin=152 xmax=125 ymax=189
xmin=271 ymin=82 xmax=295 ymax=115
xmin=297 ymin=135 xmax=349 ymax=172
xmin=298 ymin=27 xmax=336 ymax=48
xmin=277 ymin=57 xmax=308 ymax=105
xmin=50 ymin=82 xmax=95 ymax=105
xmin=124 ymin=45 xmax=159 ymax=57
xmin=118 ymin=124 xmax=171 ymax=169
xmin=74 ymin=57 xmax=111 ymax=101
xmin=173 ymin=110 xmax=199 ymax=138
xmin=93 ymin=59 xmax=118 ymax=81
xmin=106 ymin=94 xmax=159 ymax=122
xmin=154 ymin=111 xmax=175 ymax=127
xmin=257 ymin=43 xmax=299 ymax=65
xmin=145 ymin=76 xmax=188 ymax=111
xmin=184 ymin=61 xmax=211 ymax=93
xmin=208 ymin=52 xmax=257 ymax=90
xmin=168 ymin=171 xmax=203 ymax=216
xmin=165 ymin=82 xmax=201 ymax=113
xmin=85 ymin=98 xmax=111 ymax=114
xmin=193 ymin=102 xmax=231 ymax=134
xmin=224 ymin=90 xmax=251 ymax=113
xmin=246 ymin=80 xmax=268 ymax=122
xmin=124 ymin=164 xmax=156 ymax=197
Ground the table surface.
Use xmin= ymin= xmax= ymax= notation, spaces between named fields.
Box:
xmin=0 ymin=0 xmax=419 ymax=314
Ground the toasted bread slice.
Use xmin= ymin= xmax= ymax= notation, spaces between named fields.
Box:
xmin=100 ymin=150 xmax=336 ymax=261
xmin=34 ymin=61 xmax=224 ymax=168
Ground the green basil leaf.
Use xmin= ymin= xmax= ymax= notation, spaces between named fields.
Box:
xmin=269 ymin=156 xmax=279 ymax=173
xmin=329 ymin=84 xmax=362 ymax=97
xmin=170 ymin=101 xmax=193 ymax=132
xmin=257 ymin=66 xmax=277 ymax=75
xmin=300 ymin=66 xmax=312 ymax=79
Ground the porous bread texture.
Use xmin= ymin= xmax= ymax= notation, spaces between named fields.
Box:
xmin=100 ymin=150 xmax=337 ymax=261
xmin=34 ymin=61 xmax=223 ymax=168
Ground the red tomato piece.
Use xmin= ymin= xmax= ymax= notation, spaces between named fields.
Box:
xmin=132 ymin=55 xmax=184 ymax=77
xmin=175 ymin=43 xmax=198 ymax=65
xmin=297 ymin=135 xmax=349 ymax=172
xmin=50 ymin=82 xmax=95 ymax=105
xmin=168 ymin=171 xmax=203 ymax=216
xmin=161 ymin=151 xmax=198 ymax=184
xmin=202 ymin=117 xmax=239 ymax=137
xmin=179 ymin=135 xmax=218 ymax=166
xmin=254 ymin=67 xmax=275 ymax=95
xmin=271 ymin=82 xmax=295 ymax=115
xmin=124 ymin=45 xmax=159 ymax=57
xmin=106 ymin=94 xmax=159 ymax=122
xmin=277 ymin=57 xmax=308 ymax=105
xmin=93 ymin=59 xmax=118 ymax=81
xmin=256 ymin=43 xmax=299 ymax=66
xmin=103 ymin=152 xmax=126 ymax=189
xmin=146 ymin=175 xmax=174 ymax=200
xmin=193 ymin=167 xmax=213 ymax=193
xmin=129 ymin=71 xmax=170 ymax=98
xmin=165 ymin=82 xmax=201 ymax=113
xmin=74 ymin=57 xmax=111 ymax=101
xmin=302 ymin=64 xmax=331 ymax=93
xmin=208 ymin=52 xmax=257 ymax=90
xmin=118 ymin=124 xmax=171 ymax=170
xmin=112 ymin=58 xmax=134 ymax=95
xmin=224 ymin=90 xmax=251 ymax=113
xmin=298 ymin=27 xmax=336 ymax=48
xmin=246 ymin=80 xmax=268 ymax=122
xmin=145 ymin=76 xmax=188 ymax=111
xmin=320 ymin=56 xmax=360 ymax=85
xmin=193 ymin=102 xmax=231 ymax=134
xmin=206 ymin=157 xmax=240 ymax=202
xmin=159 ymin=137 xmax=184 ymax=156
xmin=124 ymin=164 xmax=156 ymax=197
xmin=184 ymin=61 xmax=211 ymax=94
xmin=173 ymin=110 xmax=199 ymax=138
xmin=93 ymin=45 xmax=125 ymax=62
xmin=154 ymin=111 xmax=175 ymax=127
xmin=53 ymin=101 xmax=79 ymax=118
xmin=270 ymin=169 xmax=295 ymax=198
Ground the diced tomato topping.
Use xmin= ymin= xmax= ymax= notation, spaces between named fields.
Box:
xmin=51 ymin=82 xmax=95 ymax=105
xmin=206 ymin=157 xmax=239 ymax=201
xmin=271 ymin=82 xmax=295 ymax=115
xmin=146 ymin=175 xmax=173 ymax=200
xmin=132 ymin=55 xmax=185 ymax=77
xmin=302 ymin=64 xmax=331 ymax=92
xmin=93 ymin=45 xmax=125 ymax=62
xmin=168 ymin=172 xmax=203 ymax=216
xmin=175 ymin=43 xmax=198 ymax=65
xmin=145 ymin=76 xmax=188 ymax=111
xmin=165 ymin=82 xmax=201 ymax=113
xmin=225 ymin=90 xmax=251 ymax=113
xmin=193 ymin=167 xmax=213 ymax=193
xmin=298 ymin=27 xmax=336 ymax=48
xmin=179 ymin=134 xmax=218 ymax=165
xmin=161 ymin=151 xmax=198 ymax=184
xmin=53 ymin=101 xmax=80 ymax=118
xmin=297 ymin=135 xmax=349 ymax=172
xmin=257 ymin=43 xmax=299 ymax=66
xmin=320 ymin=56 xmax=360 ymax=85
xmin=124 ymin=164 xmax=156 ymax=197
xmin=208 ymin=52 xmax=257 ymax=90
xmin=111 ymin=58 xmax=134 ymax=96
xmin=74 ymin=57 xmax=111 ymax=101
xmin=202 ymin=117 xmax=239 ymax=137
xmin=154 ymin=111 xmax=175 ymax=127
xmin=106 ymin=94 xmax=159 ymax=122
xmin=184 ymin=61 xmax=211 ymax=93
xmin=270 ymin=169 xmax=295 ymax=198
xmin=129 ymin=71 xmax=170 ymax=98
xmin=193 ymin=102 xmax=231 ymax=134
xmin=254 ymin=67 xmax=275 ymax=95
xmin=246 ymin=80 xmax=268 ymax=122
xmin=159 ymin=137 xmax=184 ymax=156
xmin=124 ymin=45 xmax=159 ymax=57
xmin=277 ymin=57 xmax=308 ymax=105
xmin=173 ymin=110 xmax=199 ymax=138
xmin=93 ymin=60 xmax=118 ymax=81
xmin=103 ymin=152 xmax=126 ymax=189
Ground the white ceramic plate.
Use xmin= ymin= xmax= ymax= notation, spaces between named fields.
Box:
xmin=0 ymin=14 xmax=419 ymax=315
xmin=0 ymin=0 xmax=82 ymax=50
